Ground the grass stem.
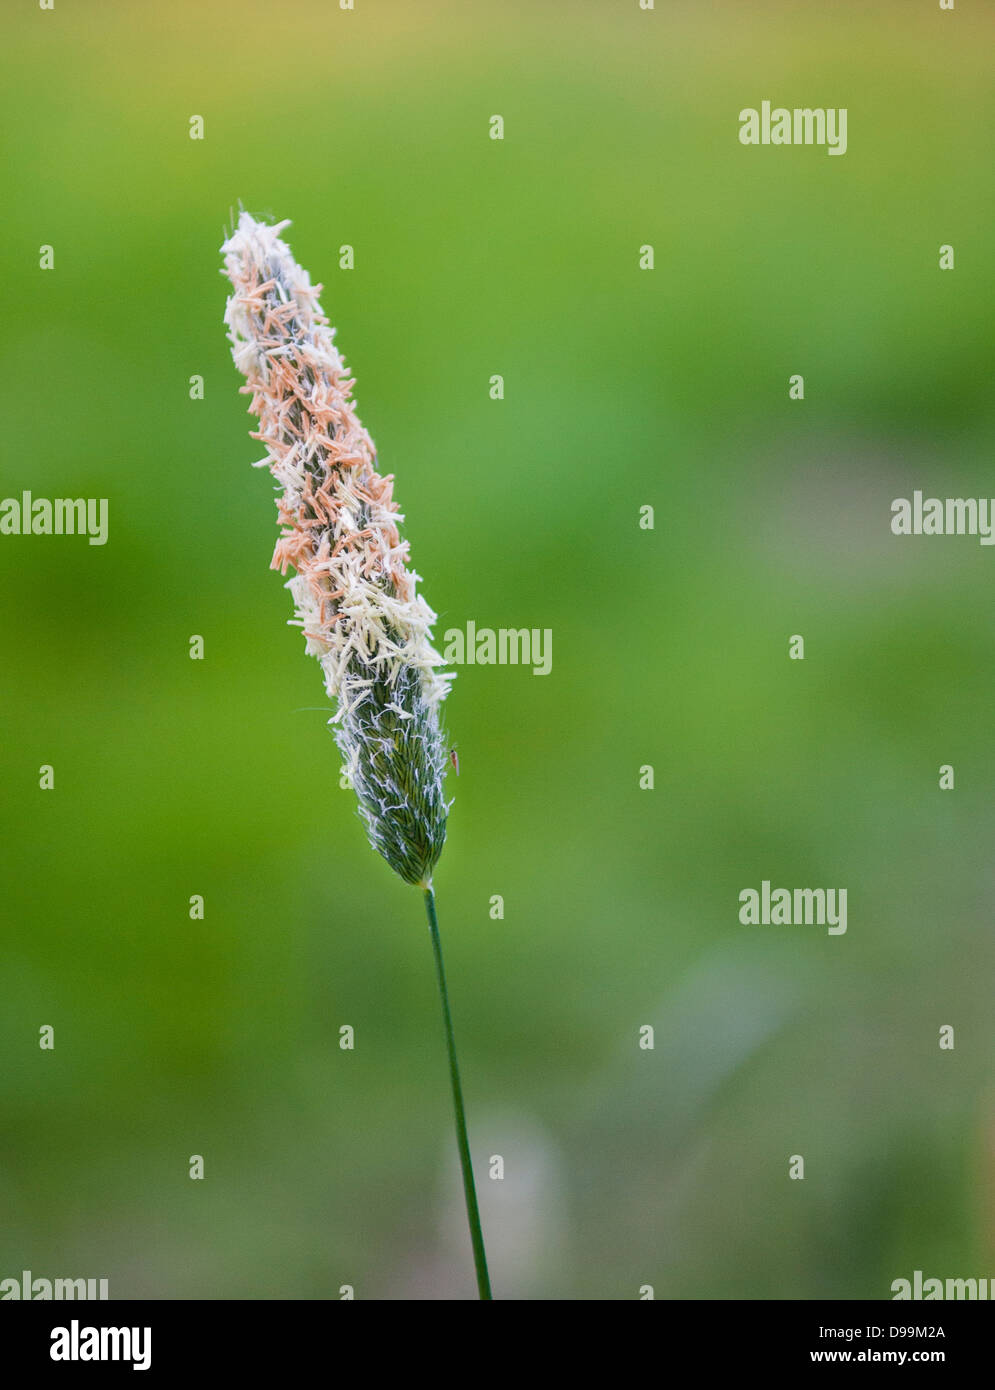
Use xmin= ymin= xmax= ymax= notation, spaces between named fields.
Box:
xmin=423 ymin=885 xmax=492 ymax=1300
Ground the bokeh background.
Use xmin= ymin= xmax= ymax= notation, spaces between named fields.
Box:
xmin=2 ymin=0 xmax=994 ymax=1300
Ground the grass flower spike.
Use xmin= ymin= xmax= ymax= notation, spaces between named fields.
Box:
xmin=221 ymin=212 xmax=453 ymax=887
xmin=221 ymin=213 xmax=491 ymax=1299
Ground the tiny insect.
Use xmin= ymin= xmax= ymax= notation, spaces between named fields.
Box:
xmin=449 ymin=746 xmax=460 ymax=776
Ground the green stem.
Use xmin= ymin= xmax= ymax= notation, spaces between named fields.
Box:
xmin=423 ymin=885 xmax=492 ymax=1300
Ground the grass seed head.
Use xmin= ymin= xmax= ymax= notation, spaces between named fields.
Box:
xmin=221 ymin=213 xmax=453 ymax=885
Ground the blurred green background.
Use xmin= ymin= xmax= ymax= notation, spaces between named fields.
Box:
xmin=2 ymin=0 xmax=994 ymax=1299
